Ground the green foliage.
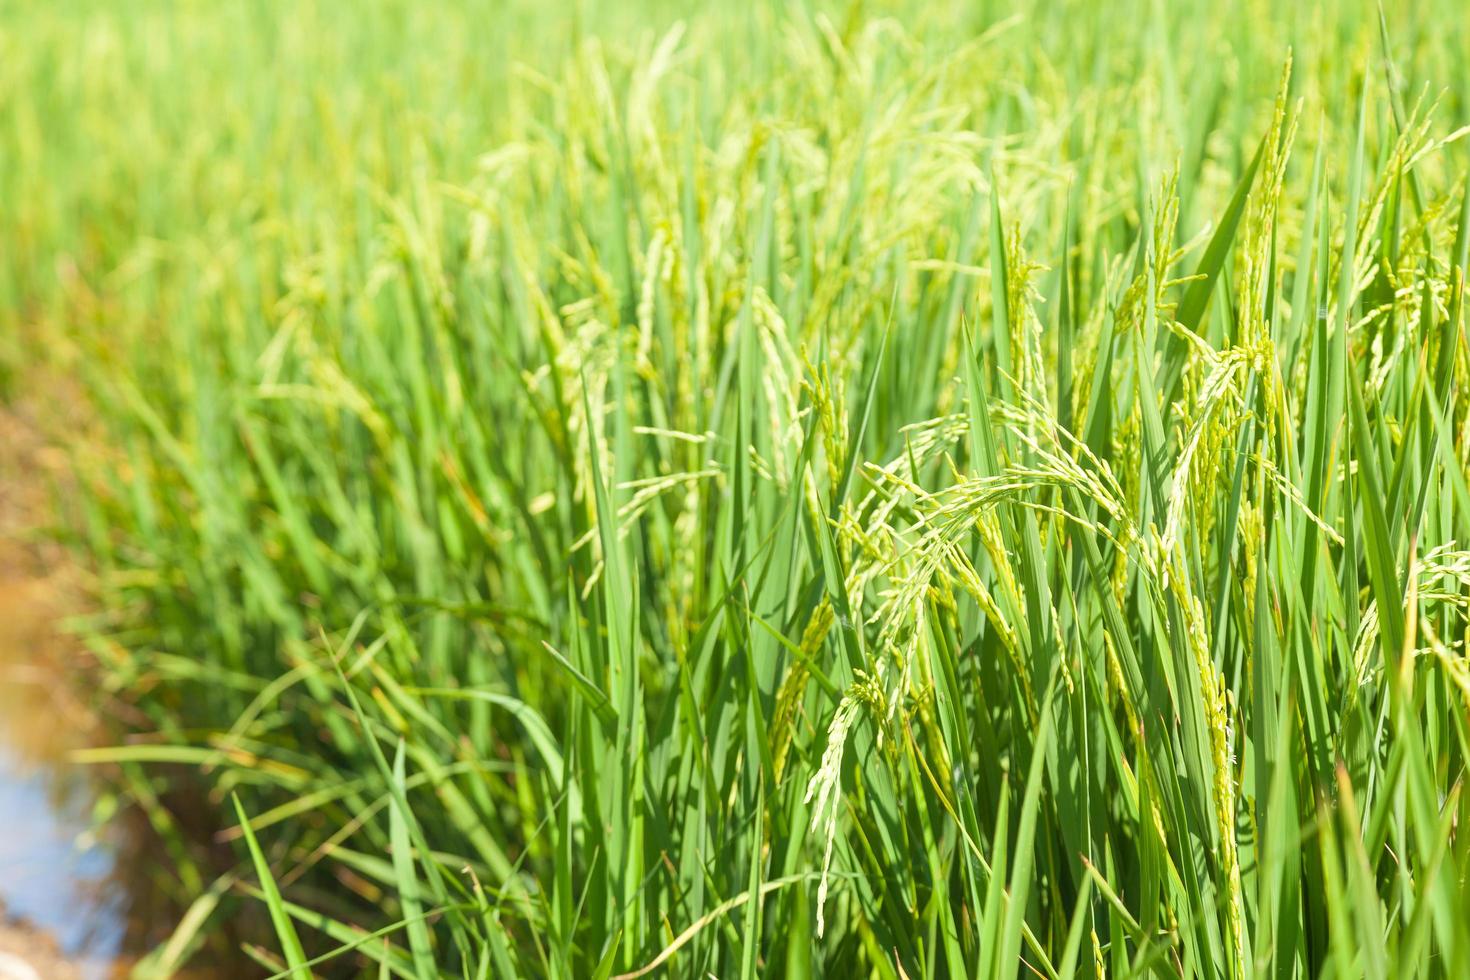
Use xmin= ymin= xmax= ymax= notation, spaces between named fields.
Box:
xmin=4 ymin=0 xmax=1470 ymax=976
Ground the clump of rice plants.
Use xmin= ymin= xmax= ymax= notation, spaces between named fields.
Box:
xmin=4 ymin=0 xmax=1470 ymax=976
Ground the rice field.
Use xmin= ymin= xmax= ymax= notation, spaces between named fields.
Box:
xmin=4 ymin=0 xmax=1470 ymax=976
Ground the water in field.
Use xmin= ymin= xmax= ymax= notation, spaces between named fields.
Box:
xmin=0 ymin=748 xmax=125 ymax=979
xmin=0 ymin=576 xmax=133 ymax=979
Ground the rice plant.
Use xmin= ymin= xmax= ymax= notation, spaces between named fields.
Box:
xmin=4 ymin=0 xmax=1470 ymax=976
